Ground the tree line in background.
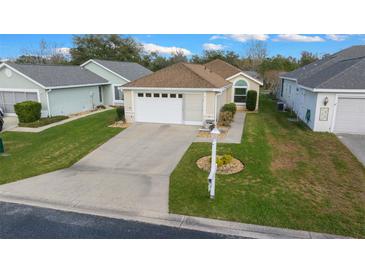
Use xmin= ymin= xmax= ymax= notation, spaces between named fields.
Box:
xmin=11 ymin=34 xmax=321 ymax=90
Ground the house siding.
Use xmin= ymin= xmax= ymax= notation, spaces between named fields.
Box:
xmin=48 ymin=85 xmax=101 ymax=116
xmin=278 ymin=79 xmax=365 ymax=132
xmin=0 ymin=66 xmax=48 ymax=116
xmin=83 ymin=62 xmax=128 ymax=105
xmin=228 ymin=74 xmax=260 ymax=110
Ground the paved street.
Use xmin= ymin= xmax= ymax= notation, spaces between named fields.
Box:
xmin=0 ymin=202 xmax=238 ymax=239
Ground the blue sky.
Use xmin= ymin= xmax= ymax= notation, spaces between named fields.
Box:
xmin=1 ymin=34 xmax=364 ymax=59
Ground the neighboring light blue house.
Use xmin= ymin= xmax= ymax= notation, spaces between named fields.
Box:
xmin=0 ymin=60 xmax=152 ymax=117
xmin=81 ymin=59 xmax=152 ymax=106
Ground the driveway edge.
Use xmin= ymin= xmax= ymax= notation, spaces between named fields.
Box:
xmin=0 ymin=194 xmax=350 ymax=239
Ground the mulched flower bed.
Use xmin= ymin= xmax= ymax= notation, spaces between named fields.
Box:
xmin=108 ymin=121 xmax=130 ymax=128
xmin=196 ymin=155 xmax=244 ymax=175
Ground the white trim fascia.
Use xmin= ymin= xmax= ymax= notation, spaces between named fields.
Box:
xmin=214 ymin=93 xmax=218 ymax=122
xmin=203 ymin=92 xmax=207 ymax=116
xmin=45 ymin=90 xmax=51 ymax=117
xmin=280 ymin=76 xmax=298 ymax=82
xmin=47 ymin=82 xmax=110 ymax=90
xmin=0 ymin=63 xmax=46 ymax=89
xmin=313 ymin=88 xmax=365 ymax=93
xmin=226 ymin=72 xmax=263 ymax=86
xmin=0 ymin=88 xmax=39 ymax=93
xmin=121 ymin=87 xmax=224 ymax=92
xmin=299 ymin=85 xmax=314 ymax=91
xmin=330 ymin=94 xmax=339 ymax=132
xmin=80 ymin=59 xmax=131 ymax=83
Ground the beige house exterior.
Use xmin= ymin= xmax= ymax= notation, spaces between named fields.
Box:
xmin=122 ymin=59 xmax=262 ymax=125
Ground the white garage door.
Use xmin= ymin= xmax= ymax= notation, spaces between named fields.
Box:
xmin=334 ymin=97 xmax=365 ymax=134
xmin=0 ymin=90 xmax=38 ymax=114
xmin=135 ymin=92 xmax=183 ymax=124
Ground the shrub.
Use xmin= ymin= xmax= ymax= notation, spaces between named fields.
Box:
xmin=216 ymin=154 xmax=233 ymax=167
xmin=14 ymin=101 xmax=41 ymax=123
xmin=221 ymin=103 xmax=237 ymax=115
xmin=246 ymin=90 xmax=257 ymax=111
xmin=218 ymin=111 xmax=233 ymax=127
xmin=116 ymin=106 xmax=125 ymax=122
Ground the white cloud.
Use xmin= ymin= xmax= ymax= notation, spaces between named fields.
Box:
xmin=209 ymin=34 xmax=269 ymax=42
xmin=325 ymin=34 xmax=347 ymax=41
xmin=203 ymin=43 xmax=225 ymax=51
xmin=226 ymin=34 xmax=270 ymax=42
xmin=55 ymin=47 xmax=71 ymax=55
xmin=209 ymin=35 xmax=227 ymax=40
xmin=142 ymin=43 xmax=192 ymax=55
xmin=273 ymin=34 xmax=325 ymax=42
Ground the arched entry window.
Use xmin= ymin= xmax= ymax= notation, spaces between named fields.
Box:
xmin=234 ymin=80 xmax=248 ymax=103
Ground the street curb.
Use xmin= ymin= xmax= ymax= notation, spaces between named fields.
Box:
xmin=0 ymin=194 xmax=351 ymax=239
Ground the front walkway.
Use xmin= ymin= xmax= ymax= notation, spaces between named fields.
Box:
xmin=0 ymin=123 xmax=198 ymax=214
xmin=2 ymin=116 xmax=18 ymax=132
xmin=195 ymin=111 xmax=246 ymax=143
xmin=6 ymin=108 xmax=111 ymax=133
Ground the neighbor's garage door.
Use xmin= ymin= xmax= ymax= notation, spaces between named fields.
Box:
xmin=0 ymin=90 xmax=38 ymax=114
xmin=334 ymin=97 xmax=365 ymax=134
xmin=135 ymin=92 xmax=183 ymax=124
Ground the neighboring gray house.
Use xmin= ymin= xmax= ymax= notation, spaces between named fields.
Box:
xmin=80 ymin=59 xmax=152 ymax=106
xmin=0 ymin=60 xmax=152 ymax=117
xmin=279 ymin=45 xmax=365 ymax=134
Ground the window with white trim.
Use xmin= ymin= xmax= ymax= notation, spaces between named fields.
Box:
xmin=233 ymin=79 xmax=248 ymax=103
xmin=114 ymin=86 xmax=124 ymax=101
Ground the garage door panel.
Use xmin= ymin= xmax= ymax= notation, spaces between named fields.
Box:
xmin=0 ymin=90 xmax=38 ymax=114
xmin=135 ymin=95 xmax=183 ymax=124
xmin=184 ymin=94 xmax=203 ymax=122
xmin=334 ymin=98 xmax=365 ymax=134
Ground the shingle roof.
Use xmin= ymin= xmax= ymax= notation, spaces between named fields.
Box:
xmin=204 ymin=59 xmax=242 ymax=79
xmin=282 ymin=45 xmax=365 ymax=89
xmin=243 ymin=70 xmax=263 ymax=82
xmin=4 ymin=62 xmax=108 ymax=88
xmin=123 ymin=62 xmax=231 ymax=89
xmin=91 ymin=59 xmax=152 ymax=81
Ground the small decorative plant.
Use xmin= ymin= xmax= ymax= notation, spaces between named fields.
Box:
xmin=218 ymin=111 xmax=233 ymax=127
xmin=221 ymin=103 xmax=237 ymax=115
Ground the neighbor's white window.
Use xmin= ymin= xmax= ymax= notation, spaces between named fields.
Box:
xmin=114 ymin=86 xmax=124 ymax=101
xmin=234 ymin=79 xmax=248 ymax=103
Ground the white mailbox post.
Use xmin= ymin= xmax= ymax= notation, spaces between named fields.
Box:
xmin=208 ymin=127 xmax=220 ymax=199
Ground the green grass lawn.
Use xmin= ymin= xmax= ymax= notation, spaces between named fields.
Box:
xmin=0 ymin=109 xmax=122 ymax=185
xmin=170 ymin=95 xmax=365 ymax=238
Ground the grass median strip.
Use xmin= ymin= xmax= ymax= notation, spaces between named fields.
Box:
xmin=0 ymin=109 xmax=122 ymax=185
xmin=169 ymin=95 xmax=365 ymax=238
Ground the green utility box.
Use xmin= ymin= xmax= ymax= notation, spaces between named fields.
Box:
xmin=0 ymin=137 xmax=4 ymax=154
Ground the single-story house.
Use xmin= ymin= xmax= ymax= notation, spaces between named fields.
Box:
xmin=278 ymin=45 xmax=365 ymax=134
xmin=122 ymin=59 xmax=263 ymax=125
xmin=0 ymin=60 xmax=152 ymax=117
xmin=80 ymin=59 xmax=152 ymax=105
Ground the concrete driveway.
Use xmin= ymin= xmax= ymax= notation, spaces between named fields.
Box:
xmin=0 ymin=123 xmax=197 ymax=213
xmin=337 ymin=134 xmax=365 ymax=166
xmin=2 ymin=116 xmax=18 ymax=131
